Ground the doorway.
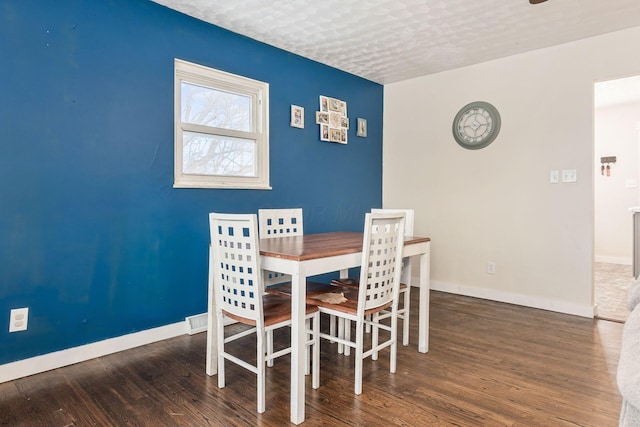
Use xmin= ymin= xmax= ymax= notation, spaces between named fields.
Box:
xmin=593 ymin=75 xmax=640 ymax=322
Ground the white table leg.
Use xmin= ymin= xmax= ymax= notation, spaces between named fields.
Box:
xmin=206 ymin=245 xmax=218 ymax=376
xmin=418 ymin=243 xmax=430 ymax=353
xmin=290 ymin=269 xmax=306 ymax=424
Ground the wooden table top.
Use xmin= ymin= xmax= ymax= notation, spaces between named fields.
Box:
xmin=259 ymin=231 xmax=430 ymax=261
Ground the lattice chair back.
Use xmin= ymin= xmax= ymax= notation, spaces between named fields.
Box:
xmin=371 ymin=208 xmax=414 ymax=236
xmin=209 ymin=213 xmax=264 ymax=328
xmin=370 ymin=208 xmax=414 ymax=283
xmin=370 ymin=208 xmax=415 ymax=346
xmin=258 ymin=208 xmax=304 ymax=287
xmin=258 ymin=208 xmax=303 ymax=239
xmin=357 ymin=212 xmax=406 ymax=314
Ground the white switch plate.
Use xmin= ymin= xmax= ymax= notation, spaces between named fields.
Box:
xmin=9 ymin=308 xmax=29 ymax=332
xmin=562 ymin=169 xmax=577 ymax=183
xmin=549 ymin=170 xmax=560 ymax=184
xmin=626 ymin=179 xmax=637 ymax=188
xmin=487 ymin=261 xmax=496 ymax=274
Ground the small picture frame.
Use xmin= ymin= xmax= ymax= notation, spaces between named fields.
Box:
xmin=328 ymin=98 xmax=341 ymax=112
xmin=339 ymin=129 xmax=347 ymax=144
xmin=319 ymin=96 xmax=329 ymax=113
xmin=291 ymin=105 xmax=304 ymax=128
xmin=320 ymin=124 xmax=330 ymax=141
xmin=340 ymin=101 xmax=347 ymax=117
xmin=357 ymin=118 xmax=367 ymax=137
xmin=316 ymin=112 xmax=329 ymax=125
xmin=341 ymin=117 xmax=349 ymax=129
xmin=329 ymin=128 xmax=342 ymax=143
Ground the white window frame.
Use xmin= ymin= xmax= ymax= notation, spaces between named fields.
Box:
xmin=173 ymin=59 xmax=270 ymax=189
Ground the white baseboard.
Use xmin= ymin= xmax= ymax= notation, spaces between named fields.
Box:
xmin=429 ymin=279 xmax=595 ymax=318
xmin=1 ymin=279 xmax=596 ymax=384
xmin=0 ymin=321 xmax=187 ymax=384
xmin=594 ymin=256 xmax=632 ymax=265
xmin=0 ymin=312 xmax=239 ymax=384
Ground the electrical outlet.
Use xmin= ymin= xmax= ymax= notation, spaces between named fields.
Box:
xmin=487 ymin=261 xmax=496 ymax=274
xmin=9 ymin=308 xmax=29 ymax=332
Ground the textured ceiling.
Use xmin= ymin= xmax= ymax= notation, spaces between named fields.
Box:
xmin=152 ymin=0 xmax=640 ymax=85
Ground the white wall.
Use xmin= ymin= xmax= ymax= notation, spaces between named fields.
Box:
xmin=383 ymin=26 xmax=640 ymax=317
xmin=594 ymin=102 xmax=640 ymax=265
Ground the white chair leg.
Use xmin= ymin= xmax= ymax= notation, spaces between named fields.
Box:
xmin=402 ymin=287 xmax=410 ymax=346
xmin=344 ymin=319 xmax=351 ymax=356
xmin=257 ymin=331 xmax=266 ymax=413
xmin=372 ymin=312 xmax=379 ymax=361
xmin=312 ymin=313 xmax=320 ymax=389
xmin=305 ymin=319 xmax=311 ymax=376
xmin=217 ymin=313 xmax=226 ymax=389
xmin=390 ymin=314 xmax=398 ymax=374
xmin=338 ymin=317 xmax=345 ymax=354
xmin=354 ymin=320 xmax=364 ymax=395
xmin=267 ymin=330 xmax=274 ymax=367
xmin=365 ymin=314 xmax=372 ymax=333
xmin=329 ymin=314 xmax=336 ymax=343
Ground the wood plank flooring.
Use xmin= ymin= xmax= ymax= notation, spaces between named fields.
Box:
xmin=0 ymin=291 xmax=624 ymax=426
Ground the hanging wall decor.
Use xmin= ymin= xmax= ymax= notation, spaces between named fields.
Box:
xmin=290 ymin=105 xmax=304 ymax=128
xmin=356 ymin=118 xmax=367 ymax=137
xmin=600 ymin=156 xmax=616 ymax=177
xmin=316 ymin=95 xmax=348 ymax=144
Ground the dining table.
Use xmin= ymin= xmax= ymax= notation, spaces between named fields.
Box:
xmin=206 ymin=231 xmax=431 ymax=425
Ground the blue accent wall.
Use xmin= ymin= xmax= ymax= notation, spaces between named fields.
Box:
xmin=0 ymin=0 xmax=383 ymax=365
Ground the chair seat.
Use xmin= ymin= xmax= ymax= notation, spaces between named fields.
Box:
xmin=304 ymin=283 xmax=393 ymax=316
xmin=224 ymin=293 xmax=319 ymax=327
xmin=331 ymin=276 xmax=411 ymax=347
xmin=331 ymin=277 xmax=408 ymax=290
xmin=266 ymin=281 xmax=341 ymax=299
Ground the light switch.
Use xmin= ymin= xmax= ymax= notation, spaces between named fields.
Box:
xmin=626 ymin=179 xmax=637 ymax=188
xmin=562 ymin=169 xmax=577 ymax=183
xmin=549 ymin=170 xmax=560 ymax=184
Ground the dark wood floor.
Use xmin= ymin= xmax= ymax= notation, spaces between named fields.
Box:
xmin=0 ymin=291 xmax=624 ymax=426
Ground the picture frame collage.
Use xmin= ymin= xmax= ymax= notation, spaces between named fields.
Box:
xmin=316 ymin=96 xmax=348 ymax=144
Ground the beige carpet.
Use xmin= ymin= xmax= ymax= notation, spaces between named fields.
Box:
xmin=594 ymin=262 xmax=634 ymax=322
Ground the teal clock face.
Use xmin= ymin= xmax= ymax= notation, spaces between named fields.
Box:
xmin=452 ymin=101 xmax=501 ymax=150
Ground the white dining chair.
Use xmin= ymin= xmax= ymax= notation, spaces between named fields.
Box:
xmin=209 ymin=212 xmax=320 ymax=413
xmin=258 ymin=207 xmax=341 ymax=366
xmin=305 ymin=212 xmax=406 ymax=395
xmin=333 ymin=208 xmax=414 ymax=347
xmin=372 ymin=208 xmax=414 ymax=346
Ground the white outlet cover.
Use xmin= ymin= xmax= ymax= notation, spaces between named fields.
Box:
xmin=9 ymin=308 xmax=29 ymax=332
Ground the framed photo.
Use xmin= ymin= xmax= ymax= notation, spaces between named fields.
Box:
xmin=340 ymin=101 xmax=347 ymax=117
xmin=328 ymin=98 xmax=341 ymax=112
xmin=341 ymin=117 xmax=349 ymax=129
xmin=291 ymin=105 xmax=304 ymax=128
xmin=329 ymin=112 xmax=342 ymax=128
xmin=316 ymin=111 xmax=329 ymax=125
xmin=329 ymin=128 xmax=342 ymax=143
xmin=357 ymin=118 xmax=367 ymax=137
xmin=320 ymin=124 xmax=330 ymax=141
xmin=339 ymin=129 xmax=347 ymax=144
xmin=319 ymin=96 xmax=329 ymax=113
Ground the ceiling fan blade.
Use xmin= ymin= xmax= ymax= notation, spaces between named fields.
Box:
xmin=530 ymin=0 xmax=548 ymax=4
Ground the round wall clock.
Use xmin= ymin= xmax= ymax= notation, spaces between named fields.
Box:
xmin=452 ymin=101 xmax=501 ymax=150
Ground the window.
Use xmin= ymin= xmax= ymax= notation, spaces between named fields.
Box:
xmin=174 ymin=59 xmax=270 ymax=189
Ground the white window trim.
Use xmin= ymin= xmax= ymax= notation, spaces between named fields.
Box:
xmin=173 ymin=59 xmax=271 ymax=190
